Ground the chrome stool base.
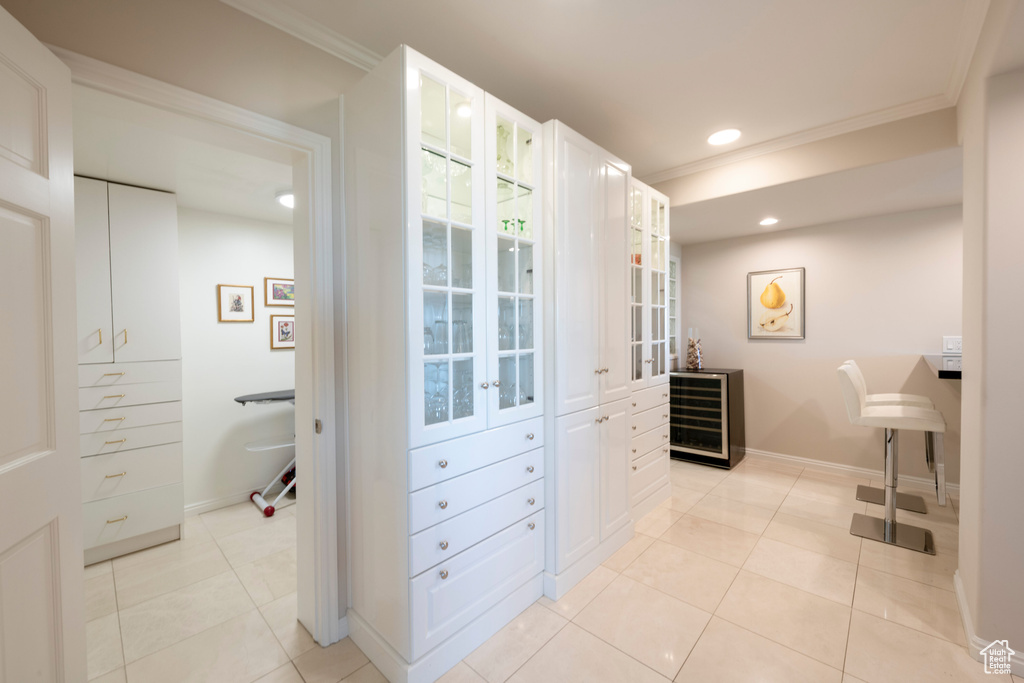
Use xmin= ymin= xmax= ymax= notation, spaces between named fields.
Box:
xmin=850 ymin=513 xmax=935 ymax=555
xmin=856 ymin=485 xmax=927 ymax=514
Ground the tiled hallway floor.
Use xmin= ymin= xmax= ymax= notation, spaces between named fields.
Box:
xmin=87 ymin=460 xmax=1016 ymax=683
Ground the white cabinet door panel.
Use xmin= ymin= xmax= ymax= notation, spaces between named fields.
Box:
xmin=600 ymin=398 xmax=631 ymax=540
xmin=599 ymin=161 xmax=631 ymax=405
xmin=552 ymin=407 xmax=600 ymax=573
xmin=74 ymin=177 xmax=114 ymax=364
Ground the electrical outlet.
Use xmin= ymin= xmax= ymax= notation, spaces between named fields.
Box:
xmin=943 ymin=336 xmax=963 ymax=354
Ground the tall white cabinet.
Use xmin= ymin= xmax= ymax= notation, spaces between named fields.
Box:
xmin=543 ymin=121 xmax=633 ymax=597
xmin=75 ymin=177 xmax=183 ymax=564
xmin=344 ymin=47 xmax=546 ymax=683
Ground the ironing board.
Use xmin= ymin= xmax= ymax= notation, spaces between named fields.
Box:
xmin=234 ymin=389 xmax=295 ymax=517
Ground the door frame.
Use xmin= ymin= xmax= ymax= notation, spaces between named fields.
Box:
xmin=51 ymin=47 xmax=343 ymax=644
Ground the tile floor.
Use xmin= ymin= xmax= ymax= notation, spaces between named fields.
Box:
xmin=87 ymin=459 xmax=1008 ymax=683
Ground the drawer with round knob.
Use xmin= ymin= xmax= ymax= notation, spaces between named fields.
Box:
xmin=408 ymin=448 xmax=543 ymax=534
xmin=630 ymin=446 xmax=670 ymax=504
xmin=630 ymin=405 xmax=669 ymax=437
xmin=408 ymin=479 xmax=544 ymax=577
xmin=632 ymin=385 xmax=670 ymax=415
xmin=630 ymin=425 xmax=669 ymax=462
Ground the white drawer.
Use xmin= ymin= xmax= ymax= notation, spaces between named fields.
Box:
xmin=79 ymin=360 xmax=182 ymax=388
xmin=80 ymin=422 xmax=182 ymax=457
xmin=631 ymin=447 xmax=670 ymax=504
xmin=82 ymin=483 xmax=183 ymax=550
xmin=409 ymin=448 xmax=543 ymax=534
xmin=630 ymin=405 xmax=669 ymax=437
xmin=630 ymin=425 xmax=669 ymax=462
xmin=409 ymin=417 xmax=543 ymax=491
xmin=410 ymin=510 xmax=544 ymax=660
xmin=79 ymin=381 xmax=182 ymax=411
xmin=409 ymin=479 xmax=544 ymax=577
xmin=631 ymin=385 xmax=670 ymax=414
xmin=81 ymin=443 xmax=183 ymax=503
xmin=79 ymin=401 xmax=182 ymax=434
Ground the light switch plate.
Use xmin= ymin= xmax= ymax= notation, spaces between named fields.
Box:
xmin=943 ymin=356 xmax=963 ymax=371
xmin=942 ymin=336 xmax=963 ymax=354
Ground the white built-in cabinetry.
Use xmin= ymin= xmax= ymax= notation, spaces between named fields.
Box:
xmin=543 ymin=121 xmax=634 ymax=598
xmin=344 ymin=46 xmax=546 ymax=683
xmin=75 ymin=177 xmax=183 ymax=564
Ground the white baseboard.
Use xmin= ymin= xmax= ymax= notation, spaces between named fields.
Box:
xmin=337 ymin=614 xmax=349 ymax=640
xmin=954 ymin=570 xmax=1024 ymax=676
xmin=543 ymin=522 xmax=634 ymax=601
xmin=743 ymin=447 xmax=960 ymax=497
xmin=184 ymin=487 xmax=295 ymax=516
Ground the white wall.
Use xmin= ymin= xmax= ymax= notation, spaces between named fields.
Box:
xmin=177 ymin=207 xmax=295 ymax=511
xmin=677 ymin=205 xmax=963 ymax=482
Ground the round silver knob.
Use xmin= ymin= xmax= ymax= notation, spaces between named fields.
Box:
xmin=663 ymin=434 xmax=668 ymax=439
xmin=480 ymin=382 xmax=489 ymax=389
xmin=438 ymin=459 xmax=448 ymax=469
xmin=526 ymin=433 xmax=535 ymax=440
xmin=440 ymin=570 xmax=449 ymax=580
xmin=594 ymin=369 xmax=602 ymax=374
xmin=526 ymin=465 xmax=535 ymax=473
xmin=492 ymin=380 xmax=501 ymax=387
xmin=662 ymin=393 xmax=668 ymax=398
xmin=439 ymin=500 xmax=448 ymax=510
xmin=527 ymin=497 xmax=535 ymax=505
xmin=663 ymin=414 xmax=668 ymax=418
xmin=602 ymin=367 xmax=609 ymax=373
xmin=528 ymin=522 xmax=536 ymax=530
xmin=663 ymin=448 xmax=669 ymax=453
xmin=439 ymin=540 xmax=448 ymax=550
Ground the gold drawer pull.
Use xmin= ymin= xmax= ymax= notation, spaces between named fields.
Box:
xmin=528 ymin=522 xmax=536 ymax=530
xmin=123 ymin=329 xmax=128 ymax=344
xmin=103 ymin=372 xmax=126 ymax=377
xmin=104 ymin=472 xmax=127 ymax=479
xmin=104 ymin=438 xmax=127 ymax=445
xmin=526 ymin=465 xmax=535 ymax=474
xmin=439 ymin=540 xmax=449 ymax=550
xmin=97 ymin=328 xmax=103 ymax=344
xmin=103 ymin=417 xmax=126 ymax=422
xmin=106 ymin=515 xmax=128 ymax=524
xmin=438 ymin=459 xmax=448 ymax=469
xmin=439 ymin=569 xmax=449 ymax=580
xmin=103 ymin=394 xmax=125 ymax=399
xmin=438 ymin=500 xmax=448 ymax=510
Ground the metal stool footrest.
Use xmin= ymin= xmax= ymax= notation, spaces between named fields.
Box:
xmin=856 ymin=485 xmax=927 ymax=514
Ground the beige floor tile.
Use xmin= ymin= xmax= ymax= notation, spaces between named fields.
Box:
xmin=708 ymin=478 xmax=790 ymax=510
xmin=125 ymin=609 xmax=288 ymax=683
xmin=255 ymin=663 xmax=304 ymax=683
xmin=623 ymin=541 xmax=738 ymax=613
xmin=603 ymin=532 xmax=656 ymax=572
xmin=217 ymin=513 xmax=297 ymax=568
xmin=722 ymin=464 xmax=800 ymax=493
xmin=674 ymin=617 xmax=842 ymax=683
xmin=635 ymin=506 xmax=684 ymax=537
xmin=342 ymin=662 xmax=389 ymax=683
xmin=762 ymin=512 xmax=862 ymax=563
xmin=85 ymin=571 xmax=118 ymax=621
xmin=742 ymin=537 xmax=857 ymax=605
xmin=687 ymin=494 xmax=776 ymax=535
xmin=669 ymin=464 xmax=729 ymax=494
xmin=235 ymin=546 xmax=297 ymax=606
xmin=507 ymin=623 xmax=668 ymax=683
xmin=853 ymin=566 xmax=965 ymax=645
xmin=657 ymin=488 xmax=706 ymax=514
xmin=777 ymin=492 xmax=866 ymax=529
xmin=260 ymin=591 xmax=317 ymax=659
xmin=113 ymin=540 xmax=231 ymax=609
xmin=788 ymin=471 xmax=868 ymax=507
xmin=659 ymin=514 xmax=759 ymax=567
xmin=845 ymin=611 xmax=993 ymax=682
xmin=438 ymin=662 xmax=487 ymax=683
xmin=538 ymin=565 xmax=617 ymax=620
xmin=715 ymin=571 xmax=851 ymax=669
xmin=87 ymin=612 xmax=123 ymax=681
xmin=464 ymin=603 xmax=567 ymax=683
xmin=575 ymin=574 xmax=710 ymax=679
xmin=182 ymin=515 xmax=215 ymax=545
xmin=84 ymin=559 xmax=112 ymax=580
xmin=858 ymin=532 xmax=958 ymax=591
xmin=843 ymin=675 xmax=868 ymax=683
xmin=740 ymin=459 xmax=805 ymax=476
xmin=90 ymin=668 xmax=126 ymax=683
xmin=863 ymin=503 xmax=960 ymax=546
xmin=199 ymin=501 xmax=294 ymax=540
xmin=118 ymin=570 xmax=254 ymax=662
xmin=1012 ymin=675 xmax=1022 ymax=683
xmin=293 ymin=637 xmax=370 ymax=683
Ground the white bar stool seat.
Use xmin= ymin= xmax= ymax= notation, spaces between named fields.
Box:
xmin=838 ymin=364 xmax=947 ymax=554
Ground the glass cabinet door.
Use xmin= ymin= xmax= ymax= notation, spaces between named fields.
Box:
xmin=408 ymin=55 xmax=487 ymax=447
xmin=648 ymin=191 xmax=669 ymax=385
xmin=485 ymin=95 xmax=543 ymax=427
xmin=629 ymin=181 xmax=647 ymax=391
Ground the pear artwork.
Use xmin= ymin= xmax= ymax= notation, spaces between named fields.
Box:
xmin=759 ymin=276 xmax=786 ymax=309
xmin=759 ymin=303 xmax=794 ymax=332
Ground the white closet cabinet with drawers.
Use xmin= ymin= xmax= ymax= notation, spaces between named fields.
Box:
xmin=542 ymin=121 xmax=633 ymax=598
xmin=344 ymin=46 xmax=546 ymax=683
xmin=74 ymin=177 xmax=183 ymax=564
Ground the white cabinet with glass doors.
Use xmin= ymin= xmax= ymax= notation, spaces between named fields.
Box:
xmin=628 ymin=179 xmax=670 ymax=390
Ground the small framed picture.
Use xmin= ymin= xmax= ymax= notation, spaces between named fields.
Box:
xmin=270 ymin=314 xmax=295 ymax=350
xmin=748 ymin=267 xmax=805 ymax=340
xmin=264 ymin=277 xmax=295 ymax=307
xmin=218 ymin=284 xmax=254 ymax=323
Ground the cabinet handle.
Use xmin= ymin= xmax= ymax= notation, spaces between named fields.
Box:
xmin=104 ymin=472 xmax=127 ymax=479
xmin=439 ymin=541 xmax=449 ymax=550
xmin=594 ymin=369 xmax=602 ymax=374
xmin=104 ymin=438 xmax=127 ymax=445
xmin=526 ymin=433 xmax=535 ymax=440
xmin=527 ymin=497 xmax=535 ymax=506
xmin=663 ymin=414 xmax=668 ymax=418
xmin=492 ymin=380 xmax=501 ymax=387
xmin=645 ymin=359 xmax=653 ymax=364
xmin=103 ymin=372 xmax=125 ymax=377
xmin=438 ymin=500 xmax=448 ymax=510
xmin=632 ymin=402 xmax=637 ymax=407
xmin=662 ymin=393 xmax=668 ymax=398
xmin=632 ymin=448 xmax=637 ymax=453
xmin=106 ymin=515 xmax=128 ymax=524
xmin=632 ymin=465 xmax=637 ymax=471
xmin=632 ymin=426 xmax=637 ymax=431
xmin=124 ymin=329 xmax=128 ymax=344
xmin=602 ymin=367 xmax=609 ymax=373
xmin=480 ymin=382 xmax=489 ymax=389
xmin=663 ymin=448 xmax=669 ymax=453
xmin=103 ymin=417 xmax=126 ymax=422
xmin=528 ymin=522 xmax=536 ymax=530
xmin=526 ymin=465 xmax=534 ymax=473
xmin=604 ymin=415 xmax=610 ymax=422
xmin=439 ymin=570 xmax=449 ymax=580
xmin=97 ymin=328 xmax=103 ymax=344
xmin=103 ymin=394 xmax=125 ymax=399
xmin=438 ymin=459 xmax=448 ymax=469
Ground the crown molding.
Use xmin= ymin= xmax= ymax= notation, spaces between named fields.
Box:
xmin=219 ymin=0 xmax=381 ymax=72
xmin=945 ymin=0 xmax=991 ymax=103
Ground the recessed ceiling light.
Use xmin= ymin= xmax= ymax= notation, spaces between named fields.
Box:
xmin=708 ymin=129 xmax=741 ymax=146
xmin=456 ymin=103 xmax=472 ymax=118
xmin=759 ymin=217 xmax=779 ymax=226
xmin=276 ymin=191 xmax=295 ymax=209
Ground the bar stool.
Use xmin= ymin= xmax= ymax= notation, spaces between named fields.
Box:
xmin=837 ymin=364 xmax=947 ymax=554
xmin=840 ymin=360 xmax=934 ymax=514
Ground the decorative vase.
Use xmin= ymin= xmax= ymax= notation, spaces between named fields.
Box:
xmin=685 ymin=327 xmax=702 ymax=370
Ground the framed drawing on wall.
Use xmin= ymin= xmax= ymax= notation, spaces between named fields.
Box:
xmin=264 ymin=277 xmax=295 ymax=306
xmin=218 ymin=284 xmax=255 ymax=322
xmin=748 ymin=267 xmax=805 ymax=340
xmin=271 ymin=314 xmax=295 ymax=349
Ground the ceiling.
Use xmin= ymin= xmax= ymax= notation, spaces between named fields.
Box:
xmin=72 ymin=85 xmax=294 ymax=226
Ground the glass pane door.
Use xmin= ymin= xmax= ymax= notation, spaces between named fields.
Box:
xmin=629 ymin=183 xmax=645 ymax=388
xmin=649 ymin=195 xmax=669 ymax=384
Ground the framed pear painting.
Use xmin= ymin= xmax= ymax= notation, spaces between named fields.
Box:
xmin=748 ymin=267 xmax=805 ymax=339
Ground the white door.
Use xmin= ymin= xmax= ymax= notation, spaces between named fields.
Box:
xmin=598 ymin=158 xmax=632 ymax=405
xmin=599 ymin=398 xmax=631 ymax=539
xmin=75 ymin=177 xmax=114 ymax=364
xmin=0 ymin=7 xmax=85 ymax=681
xmin=552 ymin=407 xmax=600 ymax=573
